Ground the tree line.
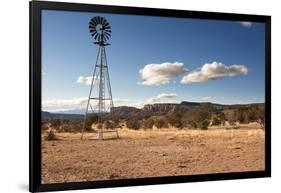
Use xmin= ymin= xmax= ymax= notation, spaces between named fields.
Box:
xmin=42 ymin=105 xmax=265 ymax=134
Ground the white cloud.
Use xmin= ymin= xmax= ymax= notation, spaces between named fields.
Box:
xmin=201 ymin=96 xmax=213 ymax=101
xmin=146 ymin=93 xmax=178 ymax=104
xmin=139 ymin=62 xmax=187 ymax=86
xmin=239 ymin=21 xmax=253 ymax=28
xmin=43 ymin=97 xmax=128 ymax=112
xmin=42 ymin=97 xmax=88 ymax=112
xmin=181 ymin=61 xmax=248 ymax=84
xmin=77 ymin=76 xmax=99 ymax=85
xmin=42 ymin=97 xmax=142 ymax=112
xmin=42 ymin=93 xmax=180 ymax=112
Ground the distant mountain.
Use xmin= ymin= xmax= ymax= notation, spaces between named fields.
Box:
xmin=42 ymin=111 xmax=83 ymax=120
xmin=42 ymin=101 xmax=264 ymax=120
xmin=112 ymin=101 xmax=264 ymax=119
xmin=55 ymin=109 xmax=85 ymax=115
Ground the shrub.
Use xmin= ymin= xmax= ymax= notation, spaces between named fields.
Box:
xmin=97 ymin=123 xmax=103 ymax=130
xmin=172 ymin=120 xmax=183 ymax=129
xmin=154 ymin=118 xmax=168 ymax=129
xmin=192 ymin=110 xmax=211 ymax=130
xmin=104 ymin=120 xmax=113 ymax=130
xmin=41 ymin=123 xmax=49 ymax=131
xmin=182 ymin=119 xmax=197 ymax=129
xmin=50 ymin=119 xmax=61 ymax=130
xmin=198 ymin=119 xmax=210 ymax=130
xmin=126 ymin=119 xmax=141 ymax=130
xmin=248 ymin=106 xmax=265 ymax=129
xmin=143 ymin=118 xmax=154 ymax=129
xmin=45 ymin=129 xmax=57 ymax=141
xmin=85 ymin=115 xmax=99 ymax=131
xmin=113 ymin=120 xmax=121 ymax=128
xmin=72 ymin=120 xmax=84 ymax=132
xmin=212 ymin=117 xmax=221 ymax=126
xmin=167 ymin=113 xmax=182 ymax=128
xmin=104 ymin=120 xmax=120 ymax=130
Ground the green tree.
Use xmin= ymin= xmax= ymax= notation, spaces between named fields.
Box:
xmin=193 ymin=110 xmax=211 ymax=130
xmin=154 ymin=118 xmax=168 ymax=129
xmin=127 ymin=119 xmax=141 ymax=130
xmin=167 ymin=112 xmax=183 ymax=128
xmin=143 ymin=118 xmax=154 ymax=129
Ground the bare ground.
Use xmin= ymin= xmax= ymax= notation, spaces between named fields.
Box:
xmin=42 ymin=124 xmax=265 ymax=184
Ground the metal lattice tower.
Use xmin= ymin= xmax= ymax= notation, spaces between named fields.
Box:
xmin=81 ymin=16 xmax=116 ymax=140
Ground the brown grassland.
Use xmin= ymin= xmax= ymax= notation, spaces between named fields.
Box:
xmin=41 ymin=123 xmax=264 ymax=184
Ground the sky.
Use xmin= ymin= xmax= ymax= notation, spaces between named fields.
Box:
xmin=41 ymin=10 xmax=265 ymax=113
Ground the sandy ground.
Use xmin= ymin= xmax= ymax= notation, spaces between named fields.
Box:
xmin=41 ymin=124 xmax=265 ymax=184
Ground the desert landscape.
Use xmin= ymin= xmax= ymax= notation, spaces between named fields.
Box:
xmin=41 ymin=102 xmax=265 ymax=184
xmin=39 ymin=12 xmax=267 ymax=186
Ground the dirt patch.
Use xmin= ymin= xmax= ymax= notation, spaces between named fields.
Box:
xmin=41 ymin=125 xmax=265 ymax=184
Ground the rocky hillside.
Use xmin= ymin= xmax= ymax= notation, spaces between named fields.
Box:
xmin=111 ymin=101 xmax=264 ymax=119
xmin=42 ymin=101 xmax=264 ymax=120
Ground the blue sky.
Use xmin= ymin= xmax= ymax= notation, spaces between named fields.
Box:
xmin=42 ymin=10 xmax=265 ymax=113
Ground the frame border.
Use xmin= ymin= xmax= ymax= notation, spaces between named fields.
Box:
xmin=30 ymin=1 xmax=271 ymax=192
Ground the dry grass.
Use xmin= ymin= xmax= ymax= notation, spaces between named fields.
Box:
xmin=41 ymin=124 xmax=265 ymax=184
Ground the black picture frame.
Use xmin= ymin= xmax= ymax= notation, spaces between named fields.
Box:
xmin=30 ymin=1 xmax=271 ymax=192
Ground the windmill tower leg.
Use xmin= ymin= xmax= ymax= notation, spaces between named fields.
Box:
xmin=81 ymin=47 xmax=100 ymax=140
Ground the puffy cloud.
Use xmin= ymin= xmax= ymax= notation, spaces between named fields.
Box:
xmin=239 ymin=21 xmax=253 ymax=28
xmin=181 ymin=62 xmax=248 ymax=84
xmin=146 ymin=93 xmax=178 ymax=104
xmin=139 ymin=62 xmax=187 ymax=86
xmin=77 ymin=76 xmax=99 ymax=85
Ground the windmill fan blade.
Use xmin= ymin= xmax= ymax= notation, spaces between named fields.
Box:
xmin=104 ymin=33 xmax=109 ymax=40
xmin=91 ymin=30 xmax=97 ymax=37
xmin=104 ymin=31 xmax=111 ymax=36
xmin=103 ymin=20 xmax=108 ymax=26
xmin=104 ymin=33 xmax=111 ymax=37
xmin=90 ymin=20 xmax=96 ymax=26
xmin=94 ymin=33 xmax=99 ymax=39
xmin=104 ymin=22 xmax=110 ymax=27
xmin=100 ymin=17 xmax=105 ymax=24
xmin=91 ymin=32 xmax=97 ymax=37
xmin=89 ymin=23 xmax=96 ymax=28
xmin=104 ymin=26 xmax=111 ymax=30
xmin=97 ymin=16 xmax=101 ymax=24
xmin=104 ymin=30 xmax=111 ymax=34
xmin=90 ymin=19 xmax=98 ymax=26
xmin=92 ymin=19 xmax=98 ymax=26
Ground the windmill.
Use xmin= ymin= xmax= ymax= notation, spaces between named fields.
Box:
xmin=81 ymin=16 xmax=117 ymax=140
